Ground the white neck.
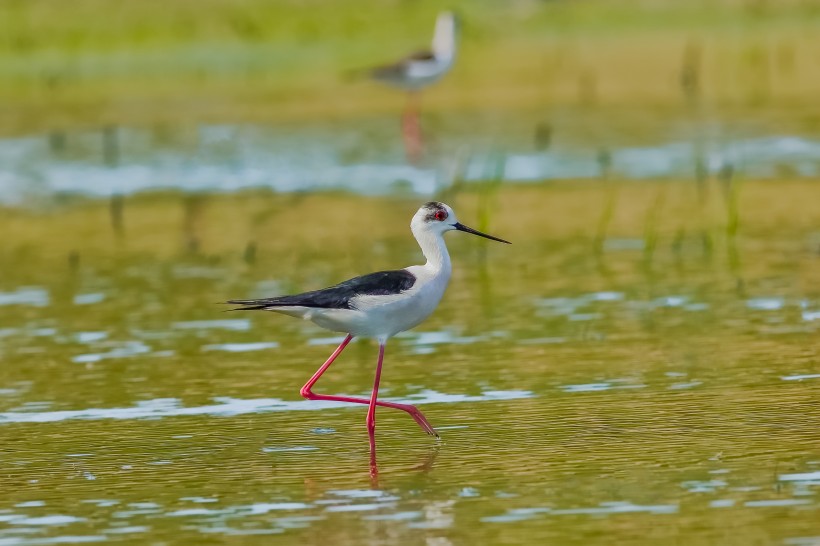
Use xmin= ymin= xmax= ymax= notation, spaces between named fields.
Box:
xmin=413 ymin=227 xmax=451 ymax=273
xmin=432 ymin=16 xmax=456 ymax=62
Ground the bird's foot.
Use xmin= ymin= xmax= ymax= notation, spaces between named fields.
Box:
xmin=400 ymin=404 xmax=439 ymax=438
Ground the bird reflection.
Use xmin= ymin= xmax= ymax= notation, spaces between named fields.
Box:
xmin=369 ymin=439 xmax=440 ymax=485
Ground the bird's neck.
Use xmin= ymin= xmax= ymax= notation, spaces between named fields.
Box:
xmin=432 ymin=21 xmax=456 ymax=62
xmin=415 ymin=229 xmax=452 ymax=274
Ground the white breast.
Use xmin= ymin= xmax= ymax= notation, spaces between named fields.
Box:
xmin=406 ymin=58 xmax=452 ymax=87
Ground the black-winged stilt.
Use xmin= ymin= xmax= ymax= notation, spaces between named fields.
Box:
xmin=227 ymin=202 xmax=509 ymax=454
xmin=365 ymin=12 xmax=459 ymax=163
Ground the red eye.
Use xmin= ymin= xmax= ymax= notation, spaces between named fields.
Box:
xmin=434 ymin=210 xmax=448 ymax=221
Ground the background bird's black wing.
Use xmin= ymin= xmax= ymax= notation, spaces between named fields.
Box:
xmin=406 ymin=50 xmax=435 ymax=61
xmin=228 ymin=269 xmax=416 ymax=311
xmin=369 ymin=50 xmax=433 ymax=79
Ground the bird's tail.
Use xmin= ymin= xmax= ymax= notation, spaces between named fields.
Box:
xmin=225 ymin=294 xmax=322 ymax=311
xmin=225 ymin=298 xmax=316 ymax=320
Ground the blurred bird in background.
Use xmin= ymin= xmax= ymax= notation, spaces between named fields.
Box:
xmin=361 ymin=11 xmax=459 ymax=164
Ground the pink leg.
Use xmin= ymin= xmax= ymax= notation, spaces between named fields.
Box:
xmin=401 ymin=92 xmax=423 ymax=164
xmin=367 ymin=344 xmax=385 ymax=477
xmin=300 ymin=334 xmax=353 ymax=396
xmin=300 ymin=336 xmax=439 ymax=438
xmin=365 ymin=343 xmax=385 ymax=437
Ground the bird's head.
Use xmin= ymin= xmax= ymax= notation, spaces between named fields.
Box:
xmin=411 ymin=201 xmax=511 ymax=244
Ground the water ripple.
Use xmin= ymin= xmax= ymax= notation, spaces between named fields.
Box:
xmin=0 ymin=389 xmax=533 ymax=424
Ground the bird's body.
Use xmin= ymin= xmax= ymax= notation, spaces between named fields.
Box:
xmin=227 ymin=202 xmax=509 ymax=469
xmin=308 ymin=262 xmax=449 ymax=338
xmin=233 ymin=268 xmax=446 ymax=339
xmin=368 ymin=12 xmax=458 ymax=91
xmin=371 ymin=51 xmax=452 ymax=91
xmin=230 ymin=211 xmax=456 ymax=340
xmin=356 ymin=11 xmax=458 ymax=163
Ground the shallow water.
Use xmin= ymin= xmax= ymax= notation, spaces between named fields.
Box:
xmin=1 ymin=188 xmax=819 ymax=545
xmin=2 ymin=110 xmax=820 ymax=204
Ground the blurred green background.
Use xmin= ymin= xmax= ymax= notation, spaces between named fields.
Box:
xmin=1 ymin=0 xmax=819 ymax=132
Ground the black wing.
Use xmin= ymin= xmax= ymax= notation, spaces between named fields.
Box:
xmin=227 ymin=269 xmax=416 ymax=311
xmin=406 ymin=50 xmax=435 ymax=61
xmin=370 ymin=50 xmax=434 ymax=78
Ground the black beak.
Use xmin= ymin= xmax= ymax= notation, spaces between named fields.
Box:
xmin=453 ymin=222 xmax=511 ymax=244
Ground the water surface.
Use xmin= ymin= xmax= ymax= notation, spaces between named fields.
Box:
xmin=2 ymin=112 xmax=820 ymax=204
xmin=1 ymin=188 xmax=819 ymax=545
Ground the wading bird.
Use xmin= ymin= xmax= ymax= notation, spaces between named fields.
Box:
xmin=227 ymin=202 xmax=509 ymax=464
xmin=365 ymin=12 xmax=459 ymax=163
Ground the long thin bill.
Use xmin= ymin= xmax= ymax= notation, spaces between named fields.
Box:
xmin=453 ymin=222 xmax=511 ymax=244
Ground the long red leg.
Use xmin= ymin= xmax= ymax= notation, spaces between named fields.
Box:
xmin=299 ymin=334 xmax=353 ymax=396
xmin=365 ymin=343 xmax=385 ymax=437
xmin=401 ymin=91 xmax=423 ymax=164
xmin=300 ymin=335 xmax=439 ymax=438
xmin=367 ymin=343 xmax=385 ymax=476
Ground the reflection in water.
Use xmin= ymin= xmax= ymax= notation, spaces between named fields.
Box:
xmin=172 ymin=319 xmax=251 ymax=331
xmin=201 ymin=342 xmax=280 ymax=353
xmin=0 ymin=287 xmax=50 ymax=307
xmin=483 ymin=501 xmax=679 ymax=523
xmin=71 ymin=341 xmax=152 ymax=364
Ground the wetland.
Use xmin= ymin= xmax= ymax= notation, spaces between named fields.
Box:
xmin=1 ymin=0 xmax=819 ymax=543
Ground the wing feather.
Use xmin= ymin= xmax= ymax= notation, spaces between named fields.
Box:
xmin=227 ymin=269 xmax=416 ymax=311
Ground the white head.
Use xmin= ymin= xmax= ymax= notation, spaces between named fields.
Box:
xmin=431 ymin=11 xmax=459 ymax=62
xmin=411 ymin=201 xmax=511 ymax=243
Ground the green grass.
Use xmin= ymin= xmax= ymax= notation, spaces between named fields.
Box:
xmin=1 ymin=0 xmax=819 ymax=135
